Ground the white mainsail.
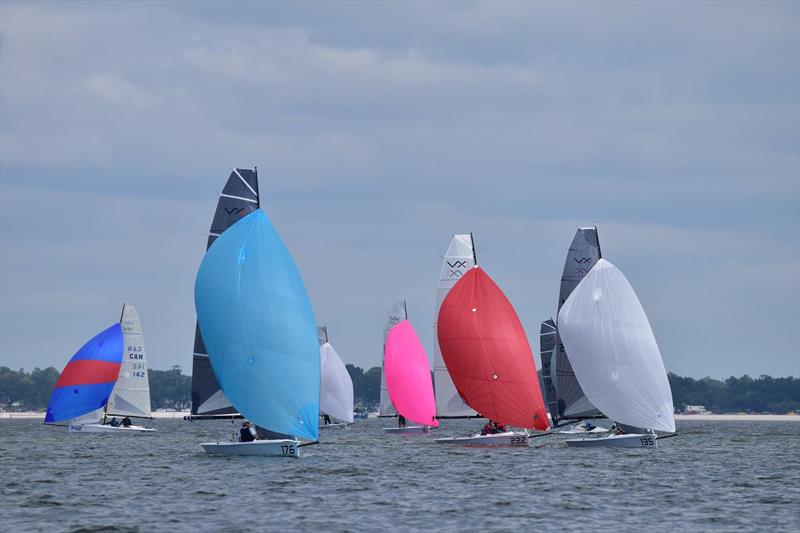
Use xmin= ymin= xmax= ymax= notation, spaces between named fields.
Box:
xmin=320 ymin=341 xmax=354 ymax=423
xmin=433 ymin=234 xmax=478 ymax=418
xmin=557 ymin=259 xmax=675 ymax=433
xmin=106 ymin=304 xmax=152 ymax=418
xmin=379 ymin=300 xmax=407 ymax=416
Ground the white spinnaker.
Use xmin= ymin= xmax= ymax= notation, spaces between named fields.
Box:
xmin=433 ymin=234 xmax=478 ymax=417
xmin=379 ymin=301 xmax=406 ymax=416
xmin=557 ymin=259 xmax=675 ymax=433
xmin=320 ymin=342 xmax=354 ymax=423
xmin=107 ymin=304 xmax=152 ymax=418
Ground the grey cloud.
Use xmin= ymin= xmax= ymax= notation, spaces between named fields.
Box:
xmin=1 ymin=1 xmax=797 ymax=378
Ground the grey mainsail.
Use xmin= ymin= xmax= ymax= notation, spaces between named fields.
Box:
xmin=190 ymin=168 xmax=260 ymax=417
xmin=539 ymin=318 xmax=558 ymax=421
xmin=547 ymin=227 xmax=604 ymax=422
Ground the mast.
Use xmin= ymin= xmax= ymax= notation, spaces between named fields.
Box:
xmin=189 ymin=168 xmax=260 ymax=419
xmin=106 ymin=304 xmax=153 ymax=419
xmin=552 ymin=227 xmax=604 ymax=422
xmin=379 ymin=300 xmax=407 ymax=417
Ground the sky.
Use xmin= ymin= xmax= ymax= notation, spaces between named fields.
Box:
xmin=1 ymin=1 xmax=798 ymax=379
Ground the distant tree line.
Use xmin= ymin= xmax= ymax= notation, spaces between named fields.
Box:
xmin=0 ymin=366 xmax=191 ymax=411
xmin=2 ymin=365 xmax=797 ymax=414
xmin=668 ymin=373 xmax=799 ymax=414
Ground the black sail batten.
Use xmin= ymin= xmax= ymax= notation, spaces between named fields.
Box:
xmin=548 ymin=227 xmax=604 ymax=422
xmin=190 ymin=168 xmax=260 ymax=417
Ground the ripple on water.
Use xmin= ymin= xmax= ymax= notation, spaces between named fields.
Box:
xmin=0 ymin=419 xmax=798 ymax=532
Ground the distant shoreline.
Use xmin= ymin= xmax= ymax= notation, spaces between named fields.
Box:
xmin=2 ymin=411 xmax=798 ymax=422
xmin=673 ymin=414 xmax=798 ymax=421
xmin=0 ymin=411 xmax=191 ymax=420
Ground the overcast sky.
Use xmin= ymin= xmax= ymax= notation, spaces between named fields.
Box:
xmin=1 ymin=1 xmax=798 ymax=379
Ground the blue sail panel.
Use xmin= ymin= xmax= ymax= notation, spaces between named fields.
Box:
xmin=195 ymin=210 xmax=320 ymax=441
xmin=45 ymin=324 xmax=123 ymax=423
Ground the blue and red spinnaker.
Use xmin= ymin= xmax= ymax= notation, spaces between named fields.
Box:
xmin=45 ymin=323 xmax=124 ymax=424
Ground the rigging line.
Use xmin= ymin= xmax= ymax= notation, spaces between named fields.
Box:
xmin=233 ymin=168 xmax=258 ymax=198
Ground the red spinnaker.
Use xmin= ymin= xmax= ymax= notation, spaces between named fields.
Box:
xmin=437 ymin=266 xmax=549 ymax=430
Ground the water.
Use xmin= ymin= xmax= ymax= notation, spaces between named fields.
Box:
xmin=1 ymin=418 xmax=798 ymax=532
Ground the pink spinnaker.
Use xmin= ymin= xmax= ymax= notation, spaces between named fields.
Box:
xmin=385 ymin=320 xmax=439 ymax=427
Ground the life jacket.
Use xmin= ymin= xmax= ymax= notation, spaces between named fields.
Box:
xmin=240 ymin=427 xmax=255 ymax=442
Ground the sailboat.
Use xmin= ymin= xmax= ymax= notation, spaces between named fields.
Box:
xmin=318 ymin=326 xmax=354 ymax=430
xmin=433 ymin=234 xmax=480 ymax=420
xmin=378 ymin=300 xmax=407 ymax=419
xmin=540 ymin=227 xmax=604 ymax=428
xmin=194 ymin=207 xmax=320 ymax=457
xmin=434 ymin=266 xmax=550 ymax=446
xmin=188 ymin=168 xmax=260 ymax=420
xmin=558 ymin=259 xmax=676 ymax=448
xmin=45 ymin=304 xmax=156 ymax=433
xmin=382 ymin=320 xmax=438 ymax=435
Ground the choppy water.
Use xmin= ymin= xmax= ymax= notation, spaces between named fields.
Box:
xmin=1 ymin=418 xmax=798 ymax=532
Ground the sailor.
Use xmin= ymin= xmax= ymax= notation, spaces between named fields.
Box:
xmin=239 ymin=421 xmax=258 ymax=442
xmin=481 ymin=421 xmax=495 ymax=435
xmin=584 ymin=421 xmax=596 ymax=432
xmin=108 ymin=417 xmax=120 ymax=427
xmin=323 ymin=413 xmax=332 ymax=425
xmin=492 ymin=421 xmax=507 ymax=433
xmin=397 ymin=414 xmax=407 ymax=428
xmin=121 ymin=416 xmax=132 ymax=428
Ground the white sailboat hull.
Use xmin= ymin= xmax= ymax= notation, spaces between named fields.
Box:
xmin=558 ymin=422 xmax=609 ymax=434
xmin=319 ymin=422 xmax=350 ymax=430
xmin=383 ymin=425 xmax=431 ymax=435
xmin=565 ymin=433 xmax=658 ymax=448
xmin=434 ymin=431 xmax=542 ymax=447
xmin=200 ymin=439 xmax=301 ymax=458
xmin=69 ymin=423 xmax=156 ymax=433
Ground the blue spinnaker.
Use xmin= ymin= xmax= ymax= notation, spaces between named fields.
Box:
xmin=194 ymin=209 xmax=320 ymax=441
xmin=45 ymin=323 xmax=123 ymax=423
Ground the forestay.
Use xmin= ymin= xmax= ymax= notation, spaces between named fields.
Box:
xmin=433 ymin=234 xmax=478 ymax=418
xmin=320 ymin=341 xmax=354 ymax=423
xmin=191 ymin=168 xmax=260 ymax=417
xmin=194 ymin=210 xmax=320 ymax=442
xmin=553 ymin=227 xmax=603 ymax=420
xmin=107 ymin=304 xmax=152 ymax=418
xmin=45 ymin=324 xmax=123 ymax=424
xmin=384 ymin=320 xmax=438 ymax=427
xmin=379 ymin=300 xmax=406 ymax=417
xmin=437 ymin=267 xmax=549 ymax=430
xmin=558 ymin=259 xmax=675 ymax=433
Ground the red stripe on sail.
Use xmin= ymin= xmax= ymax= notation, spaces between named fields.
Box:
xmin=55 ymin=360 xmax=121 ymax=387
xmin=437 ymin=266 xmax=549 ymax=430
